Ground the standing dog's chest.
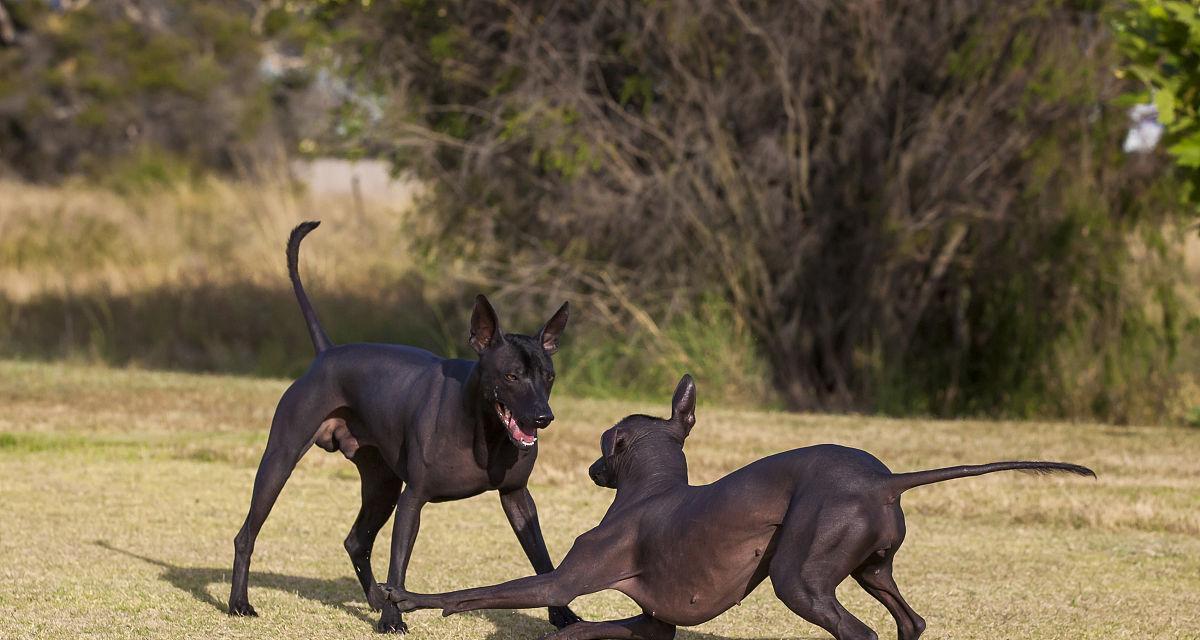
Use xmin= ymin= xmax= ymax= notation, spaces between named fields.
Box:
xmin=417 ymin=442 xmax=536 ymax=502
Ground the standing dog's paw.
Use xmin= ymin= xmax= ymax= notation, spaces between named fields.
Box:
xmin=548 ymin=606 xmax=582 ymax=629
xmin=227 ymin=600 xmax=258 ymax=617
xmin=375 ymin=612 xmax=409 ymax=634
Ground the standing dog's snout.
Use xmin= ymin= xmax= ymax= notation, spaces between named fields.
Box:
xmin=531 ymin=410 xmax=554 ymax=429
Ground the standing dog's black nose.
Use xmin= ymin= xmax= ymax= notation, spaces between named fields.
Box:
xmin=531 ymin=413 xmax=554 ymax=429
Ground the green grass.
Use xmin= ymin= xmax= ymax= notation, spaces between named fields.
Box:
xmin=1 ymin=359 xmax=1198 ymax=639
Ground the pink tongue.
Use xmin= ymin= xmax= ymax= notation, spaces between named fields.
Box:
xmin=506 ymin=416 xmax=536 ymax=443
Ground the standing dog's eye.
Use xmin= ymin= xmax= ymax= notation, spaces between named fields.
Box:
xmin=504 ymin=373 xmax=518 ymax=382
xmin=546 ymin=373 xmax=555 ymax=383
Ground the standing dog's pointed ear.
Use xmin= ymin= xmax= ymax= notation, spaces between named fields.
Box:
xmin=539 ymin=301 xmax=570 ymax=355
xmin=470 ymin=294 xmax=503 ymax=353
xmin=669 ymin=374 xmax=697 ymax=438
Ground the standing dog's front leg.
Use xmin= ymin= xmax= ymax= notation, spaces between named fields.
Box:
xmin=377 ymin=488 xmax=426 ymax=634
xmin=500 ymin=487 xmax=583 ymax=629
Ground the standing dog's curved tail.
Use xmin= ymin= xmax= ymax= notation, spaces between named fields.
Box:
xmin=287 ymin=221 xmax=333 ymax=355
xmin=888 ymin=460 xmax=1095 ymax=495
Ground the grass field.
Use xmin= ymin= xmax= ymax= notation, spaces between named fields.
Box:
xmin=1 ymin=359 xmax=1198 ymax=639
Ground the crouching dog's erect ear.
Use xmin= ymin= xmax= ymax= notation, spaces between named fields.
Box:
xmin=539 ymin=301 xmax=570 ymax=355
xmin=669 ymin=374 xmax=697 ymax=438
xmin=470 ymin=294 xmax=503 ymax=353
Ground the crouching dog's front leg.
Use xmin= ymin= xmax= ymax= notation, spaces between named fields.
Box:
xmin=383 ymin=571 xmax=578 ymax=618
xmin=380 ymin=587 xmax=442 ymax=614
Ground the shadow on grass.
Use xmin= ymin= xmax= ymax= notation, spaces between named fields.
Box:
xmin=94 ymin=541 xmax=810 ymax=639
xmin=470 ymin=609 xmax=806 ymax=640
xmin=0 ymin=280 xmax=451 ymax=379
xmin=93 ymin=541 xmax=374 ymax=625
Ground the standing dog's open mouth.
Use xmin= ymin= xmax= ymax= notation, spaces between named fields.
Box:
xmin=496 ymin=402 xmax=538 ymax=448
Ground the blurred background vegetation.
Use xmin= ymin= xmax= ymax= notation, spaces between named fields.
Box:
xmin=0 ymin=0 xmax=1198 ymax=424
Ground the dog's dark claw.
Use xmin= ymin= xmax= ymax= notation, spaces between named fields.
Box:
xmin=548 ymin=606 xmax=583 ymax=629
xmin=227 ymin=601 xmax=258 ymax=617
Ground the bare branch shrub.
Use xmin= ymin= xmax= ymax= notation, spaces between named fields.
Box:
xmin=328 ymin=0 xmax=1187 ymax=419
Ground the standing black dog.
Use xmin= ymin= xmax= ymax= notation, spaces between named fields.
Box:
xmin=228 ymin=221 xmax=580 ymax=633
xmin=385 ymin=374 xmax=1095 ymax=640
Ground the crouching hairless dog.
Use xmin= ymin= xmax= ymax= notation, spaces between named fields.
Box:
xmin=385 ymin=374 xmax=1095 ymax=640
xmin=229 ymin=221 xmax=580 ymax=633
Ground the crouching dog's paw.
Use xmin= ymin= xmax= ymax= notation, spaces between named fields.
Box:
xmin=380 ymin=586 xmax=421 ymax=613
xmin=366 ymin=583 xmax=390 ymax=611
xmin=548 ymin=606 xmax=583 ymax=629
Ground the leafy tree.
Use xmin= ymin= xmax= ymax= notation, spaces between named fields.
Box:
xmin=1112 ymin=0 xmax=1200 ymax=210
xmin=0 ymin=0 xmax=276 ymax=180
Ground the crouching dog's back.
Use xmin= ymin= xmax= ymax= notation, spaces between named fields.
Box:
xmin=713 ymin=444 xmax=892 ymax=504
xmin=626 ymin=447 xmax=888 ymax=626
xmin=784 ymin=444 xmax=893 ymax=489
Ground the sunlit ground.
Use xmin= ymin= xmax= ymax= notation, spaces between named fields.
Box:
xmin=1 ymin=360 xmax=1197 ymax=639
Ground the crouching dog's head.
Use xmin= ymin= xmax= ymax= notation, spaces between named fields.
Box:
xmin=589 ymin=374 xmax=697 ymax=489
xmin=469 ymin=294 xmax=570 ymax=450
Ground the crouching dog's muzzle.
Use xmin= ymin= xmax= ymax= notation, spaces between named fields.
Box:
xmin=589 ymin=457 xmax=616 ymax=488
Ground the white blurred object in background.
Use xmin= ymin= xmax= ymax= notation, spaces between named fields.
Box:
xmin=1123 ymin=103 xmax=1163 ymax=154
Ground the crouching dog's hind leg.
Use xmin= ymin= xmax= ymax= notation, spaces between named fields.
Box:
xmin=536 ymin=614 xmax=675 ymax=640
xmin=769 ymin=502 xmax=882 ymax=640
xmin=228 ymin=385 xmax=332 ymax=616
xmin=853 ymin=549 xmax=925 ymax=640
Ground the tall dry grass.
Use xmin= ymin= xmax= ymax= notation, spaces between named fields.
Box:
xmin=0 ymin=173 xmax=774 ymax=403
xmin=0 ymin=170 xmax=419 ymax=300
xmin=0 ymin=171 xmax=450 ymax=377
xmin=0 ymin=167 xmax=1192 ymax=418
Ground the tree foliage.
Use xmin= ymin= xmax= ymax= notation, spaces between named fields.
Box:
xmin=319 ymin=0 xmax=1189 ymax=420
xmin=0 ymin=0 xmax=276 ymax=180
xmin=1113 ymin=0 xmax=1200 ymax=209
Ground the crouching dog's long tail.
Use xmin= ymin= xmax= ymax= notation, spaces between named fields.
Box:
xmin=888 ymin=460 xmax=1095 ymax=495
xmin=287 ymin=221 xmax=334 ymax=355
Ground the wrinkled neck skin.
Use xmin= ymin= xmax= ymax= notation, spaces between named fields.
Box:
xmin=463 ymin=365 xmax=526 ymax=471
xmin=613 ymin=435 xmax=689 ymax=504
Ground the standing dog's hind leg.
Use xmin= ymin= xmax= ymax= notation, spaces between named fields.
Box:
xmin=228 ymin=391 xmax=326 ymax=616
xmin=345 ymin=446 xmax=402 ymax=610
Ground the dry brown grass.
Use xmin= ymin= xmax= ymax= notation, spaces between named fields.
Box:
xmin=1 ymin=359 xmax=1198 ymax=639
xmin=0 ymin=176 xmax=461 ymax=378
xmin=0 ymin=177 xmax=775 ymax=403
xmin=0 ymin=174 xmax=419 ymax=300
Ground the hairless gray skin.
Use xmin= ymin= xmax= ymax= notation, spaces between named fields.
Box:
xmin=228 ymin=221 xmax=580 ymax=633
xmin=385 ymin=374 xmax=1095 ymax=640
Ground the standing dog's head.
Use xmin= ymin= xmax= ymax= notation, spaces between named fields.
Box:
xmin=469 ymin=294 xmax=570 ymax=450
xmin=589 ymin=374 xmax=696 ymax=488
